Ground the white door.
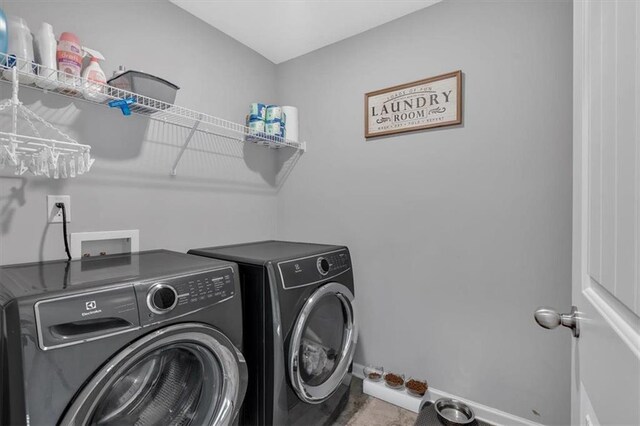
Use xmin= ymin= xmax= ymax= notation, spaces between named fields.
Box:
xmin=572 ymin=0 xmax=640 ymax=425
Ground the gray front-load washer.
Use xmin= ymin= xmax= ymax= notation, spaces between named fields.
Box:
xmin=0 ymin=250 xmax=247 ymax=426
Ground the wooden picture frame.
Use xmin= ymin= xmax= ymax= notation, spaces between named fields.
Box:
xmin=364 ymin=70 xmax=462 ymax=138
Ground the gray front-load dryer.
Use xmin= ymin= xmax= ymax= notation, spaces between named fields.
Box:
xmin=189 ymin=241 xmax=358 ymax=426
xmin=0 ymin=250 xmax=248 ymax=426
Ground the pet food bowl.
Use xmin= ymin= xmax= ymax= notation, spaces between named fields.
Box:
xmin=383 ymin=372 xmax=404 ymax=389
xmin=404 ymin=377 xmax=428 ymax=397
xmin=363 ymin=365 xmax=384 ymax=382
xmin=435 ymin=398 xmax=475 ymax=425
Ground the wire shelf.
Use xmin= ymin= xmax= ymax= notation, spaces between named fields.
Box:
xmin=0 ymin=52 xmax=306 ymax=176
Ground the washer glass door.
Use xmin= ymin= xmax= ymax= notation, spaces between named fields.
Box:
xmin=90 ymin=343 xmax=219 ymax=425
xmin=289 ymin=282 xmax=357 ymax=404
xmin=61 ymin=323 xmax=247 ymax=426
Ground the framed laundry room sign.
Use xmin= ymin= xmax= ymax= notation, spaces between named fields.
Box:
xmin=364 ymin=70 xmax=462 ymax=138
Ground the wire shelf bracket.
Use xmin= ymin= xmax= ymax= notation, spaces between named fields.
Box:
xmin=170 ymin=114 xmax=202 ymax=176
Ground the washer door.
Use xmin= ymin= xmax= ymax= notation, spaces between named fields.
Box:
xmin=288 ymin=282 xmax=357 ymax=404
xmin=60 ymin=323 xmax=247 ymax=426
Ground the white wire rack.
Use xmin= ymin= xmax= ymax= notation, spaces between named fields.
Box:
xmin=0 ymin=52 xmax=306 ymax=176
xmin=0 ymin=66 xmax=94 ymax=177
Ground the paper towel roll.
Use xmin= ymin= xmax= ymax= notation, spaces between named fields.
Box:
xmin=282 ymin=106 xmax=299 ymax=142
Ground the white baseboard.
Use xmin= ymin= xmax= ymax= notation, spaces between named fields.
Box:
xmin=353 ymin=363 xmax=542 ymax=426
xmin=352 ymin=362 xmax=366 ymax=380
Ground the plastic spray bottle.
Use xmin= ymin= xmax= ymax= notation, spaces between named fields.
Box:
xmin=82 ymin=47 xmax=107 ymax=102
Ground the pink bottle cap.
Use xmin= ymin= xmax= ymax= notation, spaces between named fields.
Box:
xmin=59 ymin=32 xmax=80 ymax=45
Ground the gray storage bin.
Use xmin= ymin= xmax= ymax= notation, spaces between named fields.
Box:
xmin=107 ymin=70 xmax=179 ymax=110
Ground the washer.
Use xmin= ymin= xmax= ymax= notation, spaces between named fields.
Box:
xmin=188 ymin=241 xmax=357 ymax=426
xmin=0 ymin=250 xmax=247 ymax=426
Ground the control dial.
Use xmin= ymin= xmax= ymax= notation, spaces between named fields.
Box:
xmin=317 ymin=257 xmax=330 ymax=276
xmin=147 ymin=284 xmax=178 ymax=314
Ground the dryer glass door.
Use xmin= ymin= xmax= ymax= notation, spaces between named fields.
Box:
xmin=61 ymin=323 xmax=247 ymax=426
xmin=289 ymin=282 xmax=357 ymax=404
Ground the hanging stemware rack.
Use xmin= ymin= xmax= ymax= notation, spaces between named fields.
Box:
xmin=0 ymin=66 xmax=94 ymax=177
xmin=0 ymin=52 xmax=306 ymax=177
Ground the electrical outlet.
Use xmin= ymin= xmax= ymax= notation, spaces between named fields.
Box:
xmin=47 ymin=195 xmax=71 ymax=223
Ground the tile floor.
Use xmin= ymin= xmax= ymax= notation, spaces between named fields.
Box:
xmin=335 ymin=378 xmax=418 ymax=426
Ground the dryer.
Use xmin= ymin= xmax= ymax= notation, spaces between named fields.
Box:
xmin=0 ymin=250 xmax=247 ymax=426
xmin=188 ymin=241 xmax=357 ymax=426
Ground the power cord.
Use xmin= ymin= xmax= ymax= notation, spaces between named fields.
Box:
xmin=56 ymin=202 xmax=72 ymax=261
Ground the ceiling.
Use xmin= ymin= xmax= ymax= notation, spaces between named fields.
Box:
xmin=170 ymin=0 xmax=441 ymax=64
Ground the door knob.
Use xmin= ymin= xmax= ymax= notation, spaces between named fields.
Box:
xmin=534 ymin=306 xmax=580 ymax=338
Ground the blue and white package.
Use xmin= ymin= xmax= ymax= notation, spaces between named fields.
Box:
xmin=249 ymin=103 xmax=266 ymax=120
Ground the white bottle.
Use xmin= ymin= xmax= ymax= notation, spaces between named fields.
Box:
xmin=282 ymin=106 xmax=299 ymax=142
xmin=2 ymin=16 xmax=36 ymax=84
xmin=34 ymin=22 xmax=58 ymax=89
xmin=82 ymin=56 xmax=107 ymax=102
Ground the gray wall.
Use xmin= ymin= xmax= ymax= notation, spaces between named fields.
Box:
xmin=275 ymin=1 xmax=573 ymax=424
xmin=0 ymin=0 xmax=280 ymax=264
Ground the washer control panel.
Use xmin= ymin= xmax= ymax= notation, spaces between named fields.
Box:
xmin=278 ymin=249 xmax=351 ymax=289
xmin=33 ymin=265 xmax=236 ymax=350
xmin=137 ymin=267 xmax=235 ymax=326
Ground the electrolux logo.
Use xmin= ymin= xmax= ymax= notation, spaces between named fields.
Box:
xmin=82 ymin=300 xmax=102 ymax=317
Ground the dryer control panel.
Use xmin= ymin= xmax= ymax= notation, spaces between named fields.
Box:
xmin=278 ymin=249 xmax=351 ymax=289
xmin=136 ymin=267 xmax=235 ymax=326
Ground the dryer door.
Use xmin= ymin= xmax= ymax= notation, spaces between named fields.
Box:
xmin=60 ymin=323 xmax=247 ymax=426
xmin=289 ymin=282 xmax=357 ymax=404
